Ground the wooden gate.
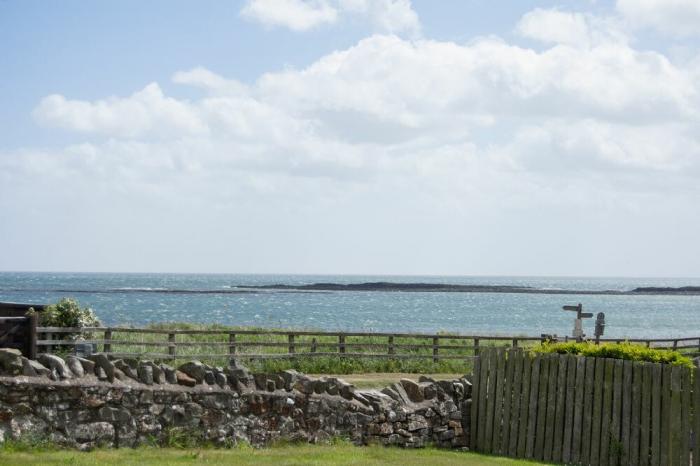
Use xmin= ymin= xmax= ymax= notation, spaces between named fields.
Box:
xmin=471 ymin=348 xmax=697 ymax=465
xmin=0 ymin=302 xmax=39 ymax=359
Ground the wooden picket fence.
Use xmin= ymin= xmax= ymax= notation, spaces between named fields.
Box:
xmin=470 ymin=348 xmax=698 ymax=465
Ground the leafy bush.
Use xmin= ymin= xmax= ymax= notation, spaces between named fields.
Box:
xmin=534 ymin=341 xmax=694 ymax=368
xmin=38 ymin=298 xmax=100 ymax=340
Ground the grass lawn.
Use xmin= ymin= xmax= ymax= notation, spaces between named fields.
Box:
xmin=0 ymin=444 xmax=549 ymax=465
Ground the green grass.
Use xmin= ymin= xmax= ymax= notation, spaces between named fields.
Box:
xmin=60 ymin=322 xmax=527 ymax=375
xmin=0 ymin=443 xmax=549 ymax=465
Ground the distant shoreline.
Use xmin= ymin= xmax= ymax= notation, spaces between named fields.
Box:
xmin=4 ymin=282 xmax=700 ymax=296
xmin=236 ymin=282 xmax=700 ymax=295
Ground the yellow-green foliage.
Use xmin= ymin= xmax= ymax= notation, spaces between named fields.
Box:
xmin=534 ymin=341 xmax=694 ymax=369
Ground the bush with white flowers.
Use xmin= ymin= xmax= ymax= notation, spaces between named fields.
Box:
xmin=39 ymin=298 xmax=100 ymax=339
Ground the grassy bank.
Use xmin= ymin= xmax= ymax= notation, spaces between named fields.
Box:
xmin=60 ymin=322 xmax=514 ymax=374
xmin=0 ymin=443 xmax=546 ymax=465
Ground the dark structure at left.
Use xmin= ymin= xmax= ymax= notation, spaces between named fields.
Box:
xmin=0 ymin=302 xmax=42 ymax=360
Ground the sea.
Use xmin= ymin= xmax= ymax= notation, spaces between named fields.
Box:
xmin=1 ymin=272 xmax=699 ymax=339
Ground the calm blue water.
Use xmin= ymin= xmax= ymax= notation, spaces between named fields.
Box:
xmin=1 ymin=272 xmax=699 ymax=338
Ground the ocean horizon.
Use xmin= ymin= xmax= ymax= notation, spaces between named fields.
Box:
xmin=1 ymin=272 xmax=699 ymax=339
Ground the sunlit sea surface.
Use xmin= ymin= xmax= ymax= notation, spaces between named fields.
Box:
xmin=1 ymin=273 xmax=699 ymax=338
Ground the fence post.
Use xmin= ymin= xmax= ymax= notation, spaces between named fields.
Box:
xmin=388 ymin=335 xmax=395 ymax=356
xmin=288 ymin=334 xmax=295 ymax=354
xmin=168 ymin=333 xmax=176 ymax=358
xmin=433 ymin=336 xmax=439 ymax=363
xmin=311 ymin=338 xmax=317 ymax=353
xmin=338 ymin=334 xmax=346 ymax=358
xmin=103 ymin=329 xmax=112 ymax=354
xmin=27 ymin=313 xmax=38 ymax=360
xmin=474 ymin=337 xmax=480 ymax=357
xmin=228 ymin=333 xmax=236 ymax=356
xmin=512 ymin=338 xmax=518 ymax=348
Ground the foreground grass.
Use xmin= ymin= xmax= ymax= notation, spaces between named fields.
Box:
xmin=0 ymin=443 xmax=548 ymax=466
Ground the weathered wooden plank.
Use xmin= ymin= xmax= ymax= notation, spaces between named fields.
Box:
xmin=639 ymin=363 xmax=652 ymax=466
xmin=693 ymin=366 xmax=700 ymax=466
xmin=620 ymin=360 xmax=633 ymax=466
xmin=571 ymin=355 xmax=587 ymax=464
xmin=600 ymin=358 xmax=615 ymax=466
xmin=562 ymin=354 xmax=577 ymax=464
xmin=484 ymin=348 xmax=499 ymax=453
xmin=168 ymin=332 xmax=176 ymax=357
xmin=477 ymin=349 xmax=490 ymax=451
xmin=609 ymin=359 xmax=624 ymax=466
xmin=659 ymin=364 xmax=672 ymax=466
xmin=543 ymin=353 xmax=560 ymax=463
xmin=516 ymin=354 xmax=532 ymax=458
xmin=679 ymin=367 xmax=691 ymax=466
xmin=650 ymin=363 xmax=662 ymax=466
xmin=508 ymin=350 xmax=524 ymax=457
xmin=470 ymin=355 xmax=481 ymax=451
xmin=552 ymin=353 xmax=569 ymax=464
xmin=534 ymin=355 xmax=550 ymax=460
xmin=670 ymin=366 xmax=682 ymax=466
xmin=581 ymin=357 xmax=596 ymax=466
xmin=500 ymin=349 xmax=515 ymax=455
xmin=630 ymin=362 xmax=643 ymax=466
xmin=590 ymin=357 xmax=605 ymax=466
xmin=492 ymin=348 xmax=506 ymax=454
xmin=525 ymin=354 xmax=541 ymax=459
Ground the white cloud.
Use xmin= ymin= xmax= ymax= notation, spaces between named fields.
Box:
xmin=32 ymin=33 xmax=700 ymax=173
xmin=172 ymin=67 xmax=249 ymax=96
xmin=516 ymin=8 xmax=627 ymax=47
xmin=33 ymin=83 xmax=208 ymax=138
xmin=338 ymin=0 xmax=420 ymax=35
xmin=240 ymin=0 xmax=338 ymax=32
xmin=240 ymin=0 xmax=420 ymax=35
xmin=617 ymin=0 xmax=700 ymax=37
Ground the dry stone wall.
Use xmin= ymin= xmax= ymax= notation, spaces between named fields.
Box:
xmin=0 ymin=349 xmax=472 ymax=450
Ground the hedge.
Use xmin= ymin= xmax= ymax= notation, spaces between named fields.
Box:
xmin=533 ymin=341 xmax=694 ymax=369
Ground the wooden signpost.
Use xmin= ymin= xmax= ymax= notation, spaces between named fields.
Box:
xmin=562 ymin=303 xmax=593 ymax=342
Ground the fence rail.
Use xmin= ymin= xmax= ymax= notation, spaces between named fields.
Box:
xmin=471 ymin=348 xmax=698 ymax=465
xmin=35 ymin=326 xmax=700 ymax=363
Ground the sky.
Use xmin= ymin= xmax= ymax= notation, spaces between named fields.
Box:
xmin=1 ymin=0 xmax=699 ymax=277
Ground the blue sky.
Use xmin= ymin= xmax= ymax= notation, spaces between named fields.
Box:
xmin=1 ymin=0 xmax=699 ymax=276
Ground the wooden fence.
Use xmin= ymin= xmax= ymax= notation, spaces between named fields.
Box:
xmin=35 ymin=326 xmax=700 ymax=363
xmin=36 ymin=327 xmax=548 ymax=362
xmin=471 ymin=348 xmax=698 ymax=465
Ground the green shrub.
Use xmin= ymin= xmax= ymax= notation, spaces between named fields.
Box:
xmin=533 ymin=341 xmax=694 ymax=369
